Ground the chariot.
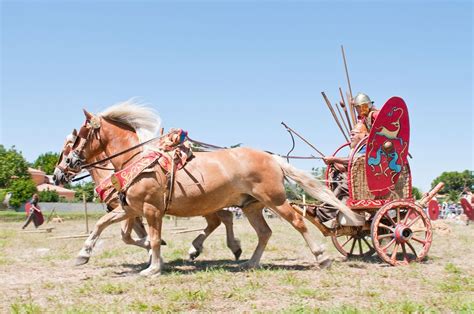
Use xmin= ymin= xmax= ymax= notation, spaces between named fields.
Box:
xmin=291 ymin=97 xmax=444 ymax=266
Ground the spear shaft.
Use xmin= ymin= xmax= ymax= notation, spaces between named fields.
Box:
xmin=341 ymin=45 xmax=353 ymax=99
xmin=335 ymin=101 xmax=350 ymax=136
xmin=321 ymin=92 xmax=349 ymax=142
xmin=281 ymin=122 xmax=325 ymax=157
xmin=339 ymin=87 xmax=353 ymax=129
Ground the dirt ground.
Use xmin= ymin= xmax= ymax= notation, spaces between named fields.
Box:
xmin=1 ymin=215 xmax=473 ymax=313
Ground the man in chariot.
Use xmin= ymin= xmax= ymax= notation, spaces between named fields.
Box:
xmin=308 ymin=93 xmax=378 ymax=224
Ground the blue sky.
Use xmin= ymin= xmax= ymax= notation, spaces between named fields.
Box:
xmin=1 ymin=1 xmax=472 ymax=191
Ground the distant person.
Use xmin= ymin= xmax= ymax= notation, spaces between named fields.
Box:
xmin=22 ymin=194 xmax=44 ymax=229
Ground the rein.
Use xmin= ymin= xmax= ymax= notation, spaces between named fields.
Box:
xmin=80 ymin=135 xmax=164 ymax=170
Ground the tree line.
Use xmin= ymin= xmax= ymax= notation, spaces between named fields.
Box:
xmin=0 ymin=145 xmax=95 ymax=208
xmin=0 ymin=145 xmax=472 ymax=209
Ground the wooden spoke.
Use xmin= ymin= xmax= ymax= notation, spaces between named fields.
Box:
xmin=401 ymin=243 xmax=409 ymax=262
xmin=383 ymin=212 xmax=397 ymax=226
xmin=358 ymin=238 xmax=363 ymax=255
xmin=403 ymin=207 xmax=413 ymax=224
xmin=341 ymin=236 xmax=354 ymax=247
xmin=349 ymin=237 xmax=357 ymax=255
xmin=407 ymin=215 xmax=421 ymax=227
xmin=377 ymin=233 xmax=393 ymax=239
xmin=362 ymin=237 xmax=374 ymax=250
xmin=382 ymin=238 xmax=395 ymax=251
xmin=406 ymin=242 xmax=418 ymax=258
xmin=391 ymin=243 xmax=400 ymax=262
xmin=379 ymin=223 xmax=394 ymax=231
xmin=411 ymin=236 xmax=427 ymax=245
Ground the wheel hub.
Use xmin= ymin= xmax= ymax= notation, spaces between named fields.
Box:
xmin=394 ymin=224 xmax=413 ymax=243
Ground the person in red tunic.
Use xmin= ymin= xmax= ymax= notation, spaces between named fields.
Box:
xmin=352 ymin=92 xmax=379 ymax=131
xmin=22 ymin=193 xmax=43 ymax=229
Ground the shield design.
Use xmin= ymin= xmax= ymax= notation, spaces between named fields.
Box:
xmin=428 ymin=200 xmax=439 ymax=220
xmin=365 ymin=97 xmax=410 ymax=197
xmin=460 ymin=198 xmax=474 ymax=220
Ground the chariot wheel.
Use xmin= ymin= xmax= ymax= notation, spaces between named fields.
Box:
xmin=331 ymin=227 xmax=376 ymax=258
xmin=371 ymin=201 xmax=432 ymax=266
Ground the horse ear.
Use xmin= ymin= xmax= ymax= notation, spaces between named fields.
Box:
xmin=72 ymin=129 xmax=78 ymax=136
xmin=83 ymin=109 xmax=93 ymax=120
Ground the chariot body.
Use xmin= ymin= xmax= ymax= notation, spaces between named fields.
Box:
xmin=291 ymin=97 xmax=444 ymax=266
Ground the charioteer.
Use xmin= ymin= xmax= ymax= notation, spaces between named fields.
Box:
xmin=352 ymin=92 xmax=379 ymax=131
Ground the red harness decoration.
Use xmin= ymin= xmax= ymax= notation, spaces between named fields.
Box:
xmin=95 ymin=129 xmax=191 ymax=203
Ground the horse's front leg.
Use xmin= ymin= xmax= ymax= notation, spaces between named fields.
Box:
xmin=140 ymin=205 xmax=164 ymax=277
xmin=75 ymin=207 xmax=132 ymax=266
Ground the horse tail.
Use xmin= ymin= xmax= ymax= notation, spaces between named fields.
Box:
xmin=271 ymin=155 xmax=364 ymax=226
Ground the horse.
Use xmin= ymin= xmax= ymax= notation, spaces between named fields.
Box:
xmin=54 ymin=131 xmax=241 ymax=266
xmin=57 ymin=100 xmax=361 ymax=276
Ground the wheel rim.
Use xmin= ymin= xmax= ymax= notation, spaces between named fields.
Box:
xmin=371 ymin=201 xmax=432 ymax=266
xmin=331 ymin=230 xmax=376 ymax=258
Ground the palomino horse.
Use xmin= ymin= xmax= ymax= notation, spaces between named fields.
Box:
xmin=54 ymin=130 xmax=242 ymax=265
xmin=59 ymin=101 xmax=360 ymax=276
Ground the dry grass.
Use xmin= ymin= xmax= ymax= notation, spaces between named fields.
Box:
xmin=1 ymin=216 xmax=473 ymax=313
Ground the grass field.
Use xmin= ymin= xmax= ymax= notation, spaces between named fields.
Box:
xmin=1 ymin=214 xmax=473 ymax=313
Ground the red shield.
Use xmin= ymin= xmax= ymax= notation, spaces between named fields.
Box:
xmin=365 ymin=97 xmax=410 ymax=197
xmin=460 ymin=198 xmax=474 ymax=220
xmin=428 ymin=200 xmax=439 ymax=220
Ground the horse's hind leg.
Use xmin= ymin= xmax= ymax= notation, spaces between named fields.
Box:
xmin=188 ymin=213 xmax=221 ymax=260
xmin=240 ymin=202 xmax=271 ymax=269
xmin=265 ymin=200 xmax=333 ymax=268
xmin=217 ymin=209 xmax=242 ymax=260
xmin=120 ymin=217 xmax=151 ymax=250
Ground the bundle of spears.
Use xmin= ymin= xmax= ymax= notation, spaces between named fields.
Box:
xmin=282 ymin=45 xmax=358 ymax=156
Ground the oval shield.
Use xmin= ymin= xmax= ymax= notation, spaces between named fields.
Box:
xmin=460 ymin=198 xmax=474 ymax=220
xmin=428 ymin=199 xmax=439 ymax=220
xmin=365 ymin=97 xmax=410 ymax=197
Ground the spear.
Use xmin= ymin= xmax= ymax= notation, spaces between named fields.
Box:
xmin=347 ymin=90 xmax=358 ymax=125
xmin=321 ymin=92 xmax=349 ymax=142
xmin=339 ymin=87 xmax=353 ymax=129
xmin=335 ymin=101 xmax=350 ymax=136
xmin=341 ymin=45 xmax=353 ymax=99
xmin=281 ymin=122 xmax=325 ymax=157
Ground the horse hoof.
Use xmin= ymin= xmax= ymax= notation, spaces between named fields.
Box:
xmin=140 ymin=266 xmax=161 ymax=277
xmin=75 ymin=255 xmax=90 ymax=266
xmin=233 ymin=248 xmax=242 ymax=261
xmin=317 ymin=256 xmax=333 ymax=270
xmin=189 ymin=250 xmax=200 ymax=261
xmin=160 ymin=239 xmax=167 ymax=246
xmin=239 ymin=261 xmax=259 ymax=270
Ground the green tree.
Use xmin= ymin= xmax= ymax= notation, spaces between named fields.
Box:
xmin=72 ymin=182 xmax=96 ymax=202
xmin=33 ymin=152 xmax=60 ymax=175
xmin=39 ymin=189 xmax=60 ymax=202
xmin=0 ymin=145 xmax=30 ymax=188
xmin=431 ymin=170 xmax=473 ymax=194
xmin=412 ymin=187 xmax=422 ymax=200
xmin=8 ymin=178 xmax=37 ymax=209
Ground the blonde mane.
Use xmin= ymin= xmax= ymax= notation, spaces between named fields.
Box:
xmin=99 ymin=99 xmax=161 ymax=143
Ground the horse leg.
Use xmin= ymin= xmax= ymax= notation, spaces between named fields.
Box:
xmin=75 ymin=208 xmax=133 ymax=266
xmin=120 ymin=217 xmax=151 ymax=250
xmin=216 ymin=210 xmax=242 ymax=260
xmin=265 ymin=200 xmax=333 ymax=268
xmin=240 ymin=202 xmax=271 ymax=269
xmin=188 ymin=213 xmax=221 ymax=260
xmin=140 ymin=206 xmax=164 ymax=277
